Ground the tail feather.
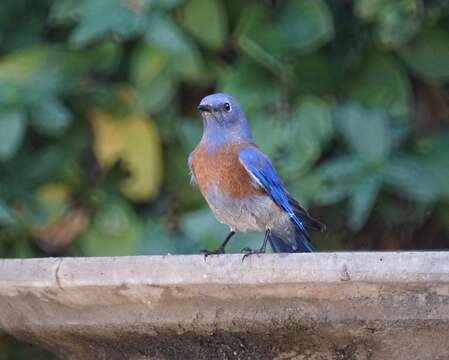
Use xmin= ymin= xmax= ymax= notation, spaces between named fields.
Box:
xmin=268 ymin=227 xmax=314 ymax=253
xmin=287 ymin=194 xmax=326 ymax=232
xmin=268 ymin=194 xmax=324 ymax=253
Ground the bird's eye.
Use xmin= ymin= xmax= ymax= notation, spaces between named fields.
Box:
xmin=224 ymin=102 xmax=231 ymax=112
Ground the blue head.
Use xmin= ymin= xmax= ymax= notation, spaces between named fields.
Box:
xmin=197 ymin=93 xmax=253 ymax=149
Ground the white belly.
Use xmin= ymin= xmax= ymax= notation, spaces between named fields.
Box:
xmin=205 ymin=184 xmax=285 ymax=232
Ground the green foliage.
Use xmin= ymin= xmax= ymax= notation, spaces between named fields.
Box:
xmin=0 ymin=199 xmax=15 ymax=225
xmin=0 ymin=110 xmax=26 ymax=160
xmin=336 ymin=104 xmax=392 ymax=163
xmin=278 ymin=0 xmax=335 ymax=53
xmin=181 ymin=0 xmax=228 ymax=50
xmin=354 ymin=0 xmax=422 ymax=47
xmin=0 ymin=0 xmax=449 ymax=261
xmin=399 ymin=28 xmax=449 ymax=81
xmin=70 ymin=0 xmax=149 ymax=46
xmin=79 ymin=195 xmax=142 ymax=256
xmin=349 ymin=52 xmax=411 ymax=119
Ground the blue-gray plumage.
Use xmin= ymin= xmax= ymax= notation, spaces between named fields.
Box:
xmin=189 ymin=93 xmax=324 ymax=256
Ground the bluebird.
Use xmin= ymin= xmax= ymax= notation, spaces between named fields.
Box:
xmin=189 ymin=93 xmax=325 ymax=257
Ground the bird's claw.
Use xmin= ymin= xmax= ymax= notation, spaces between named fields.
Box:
xmin=200 ymin=247 xmax=225 ymax=258
xmin=241 ymin=247 xmax=266 ymax=262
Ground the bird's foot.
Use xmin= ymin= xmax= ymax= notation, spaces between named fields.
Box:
xmin=200 ymin=247 xmax=225 ymax=258
xmin=241 ymin=247 xmax=266 ymax=262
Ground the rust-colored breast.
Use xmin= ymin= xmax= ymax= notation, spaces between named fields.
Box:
xmin=191 ymin=142 xmax=263 ymax=199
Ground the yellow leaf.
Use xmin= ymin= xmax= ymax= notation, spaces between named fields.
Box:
xmin=91 ymin=110 xmax=163 ymax=201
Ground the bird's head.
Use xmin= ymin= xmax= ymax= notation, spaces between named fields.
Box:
xmin=197 ymin=93 xmax=252 ymax=145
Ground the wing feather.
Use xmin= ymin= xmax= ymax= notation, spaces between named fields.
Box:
xmin=238 ymin=147 xmax=308 ymax=235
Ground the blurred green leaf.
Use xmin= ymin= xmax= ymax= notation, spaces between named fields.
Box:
xmin=334 ymin=104 xmax=392 ymax=164
xmin=137 ymin=72 xmax=177 ymax=113
xmin=314 ymin=182 xmax=350 ymax=206
xmin=50 ymin=0 xmax=80 ymax=23
xmin=317 ymin=155 xmax=365 ymax=181
xmin=61 ymin=41 xmax=122 ymax=78
xmin=79 ymin=197 xmax=142 ymax=256
xmin=419 ymin=132 xmax=449 ymax=199
xmin=354 ymin=0 xmax=421 ymax=47
xmin=219 ymin=60 xmax=281 ymax=114
xmin=157 ymin=0 xmax=182 ymax=8
xmin=250 ymin=113 xmax=285 ymax=160
xmin=146 ymin=13 xmax=190 ymax=54
xmin=354 ymin=0 xmax=390 ymax=20
xmin=181 ymin=0 xmax=227 ymax=50
xmin=145 ymin=13 xmax=202 ymax=78
xmin=289 ymin=172 xmax=323 ymax=207
xmin=0 ymin=199 xmax=14 ymax=225
xmin=0 ymin=110 xmax=26 ymax=160
xmin=295 ymin=97 xmax=333 ymax=143
xmin=181 ymin=208 xmax=227 ymax=244
xmin=0 ymin=48 xmax=72 ymax=144
xmin=88 ymin=40 xmax=123 ymax=75
xmin=131 ymin=44 xmax=169 ymax=85
xmin=293 ymin=54 xmax=339 ymax=96
xmin=314 ymin=155 xmax=365 ymax=205
xmin=236 ymin=0 xmax=334 ymax=71
xmin=130 ymin=43 xmax=178 ymax=112
xmin=26 ymin=146 xmax=69 ymax=184
xmin=398 ymin=28 xmax=449 ymax=81
xmin=70 ymin=0 xmax=148 ymax=46
xmin=138 ymin=217 xmax=181 ymax=255
xmin=350 ymin=52 xmax=411 ymax=119
xmin=278 ymin=0 xmax=334 ymax=53
xmin=31 ymin=100 xmax=73 ymax=135
xmin=0 ymin=48 xmax=47 ymax=83
xmin=235 ymin=5 xmax=285 ymax=73
xmin=283 ymin=97 xmax=333 ymax=175
xmin=382 ymin=156 xmax=439 ymax=203
xmin=349 ymin=174 xmax=381 ymax=230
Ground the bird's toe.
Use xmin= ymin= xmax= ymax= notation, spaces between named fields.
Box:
xmin=200 ymin=247 xmax=225 ymax=258
xmin=241 ymin=248 xmax=266 ymax=262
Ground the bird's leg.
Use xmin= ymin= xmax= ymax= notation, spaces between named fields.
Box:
xmin=200 ymin=231 xmax=235 ymax=257
xmin=242 ymin=230 xmax=270 ymax=261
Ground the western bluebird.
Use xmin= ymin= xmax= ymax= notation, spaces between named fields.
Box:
xmin=189 ymin=93 xmax=324 ymax=257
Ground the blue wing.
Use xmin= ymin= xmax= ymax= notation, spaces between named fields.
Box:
xmin=239 ymin=147 xmax=314 ymax=252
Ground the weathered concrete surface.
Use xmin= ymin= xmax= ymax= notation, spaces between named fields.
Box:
xmin=1 ymin=252 xmax=449 ymax=359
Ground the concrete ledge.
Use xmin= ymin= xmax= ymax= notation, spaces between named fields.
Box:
xmin=1 ymin=252 xmax=449 ymax=359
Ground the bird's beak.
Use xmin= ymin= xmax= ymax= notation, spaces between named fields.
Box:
xmin=197 ymin=104 xmax=212 ymax=113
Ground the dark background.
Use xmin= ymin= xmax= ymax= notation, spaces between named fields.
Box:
xmin=1 ymin=0 xmax=449 ymax=357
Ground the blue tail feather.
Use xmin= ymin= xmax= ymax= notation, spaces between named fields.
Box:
xmin=268 ymin=226 xmax=314 ymax=253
